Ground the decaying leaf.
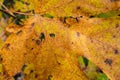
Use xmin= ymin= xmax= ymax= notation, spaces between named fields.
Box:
xmin=0 ymin=0 xmax=120 ymax=80
xmin=0 ymin=16 xmax=88 ymax=80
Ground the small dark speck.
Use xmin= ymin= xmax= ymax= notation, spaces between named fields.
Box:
xmin=36 ymin=40 xmax=41 ymax=45
xmin=30 ymin=70 xmax=34 ymax=73
xmin=113 ymin=35 xmax=116 ymax=38
xmin=72 ymin=42 xmax=74 ymax=44
xmin=31 ymin=48 xmax=34 ymax=50
xmin=115 ymin=24 xmax=119 ymax=28
xmin=89 ymin=15 xmax=95 ymax=18
xmin=4 ymin=43 xmax=10 ymax=49
xmin=31 ymin=23 xmax=35 ymax=27
xmin=90 ymin=38 xmax=93 ymax=43
xmin=49 ymin=33 xmax=55 ymax=37
xmin=104 ymin=59 xmax=113 ymax=66
xmin=80 ymin=16 xmax=83 ymax=18
xmin=76 ymin=32 xmax=80 ymax=37
xmin=76 ymin=6 xmax=80 ymax=10
xmin=32 ymin=39 xmax=35 ymax=41
xmin=114 ymin=49 xmax=118 ymax=54
xmin=118 ymin=14 xmax=120 ymax=16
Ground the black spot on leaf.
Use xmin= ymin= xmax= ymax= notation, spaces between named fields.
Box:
xmin=104 ymin=59 xmax=113 ymax=66
xmin=89 ymin=15 xmax=95 ymax=18
xmin=31 ymin=48 xmax=34 ymax=50
xmin=30 ymin=70 xmax=34 ymax=73
xmin=49 ymin=33 xmax=55 ymax=37
xmin=74 ymin=17 xmax=79 ymax=22
xmin=39 ymin=33 xmax=45 ymax=41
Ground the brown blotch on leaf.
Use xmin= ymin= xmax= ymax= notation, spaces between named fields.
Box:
xmin=35 ymin=74 xmax=38 ymax=78
xmin=36 ymin=40 xmax=41 ymax=45
xmin=30 ymin=70 xmax=34 ymax=73
xmin=31 ymin=48 xmax=34 ymax=50
xmin=4 ymin=43 xmax=10 ymax=50
xmin=104 ymin=59 xmax=113 ymax=66
xmin=76 ymin=32 xmax=80 ymax=37
xmin=32 ymin=39 xmax=35 ymax=41
xmin=76 ymin=6 xmax=80 ymax=10
xmin=115 ymin=24 xmax=119 ymax=28
xmin=113 ymin=35 xmax=116 ymax=38
xmin=114 ymin=49 xmax=118 ymax=54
